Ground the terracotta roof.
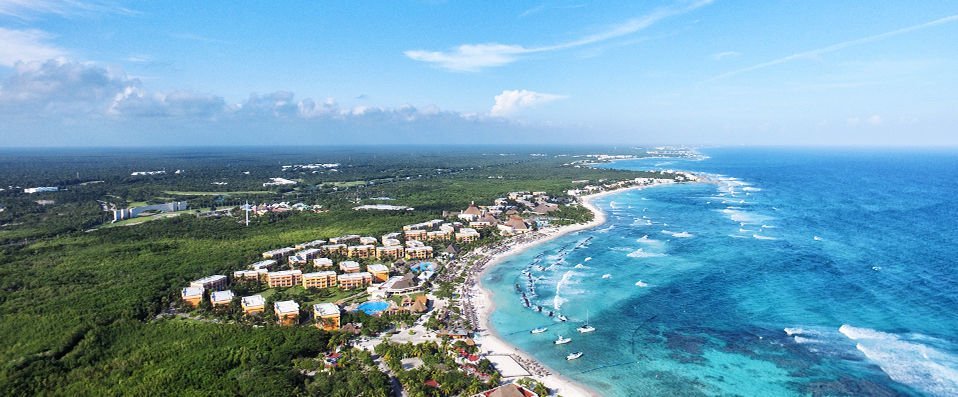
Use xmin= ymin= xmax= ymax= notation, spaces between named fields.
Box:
xmin=505 ymin=215 xmax=528 ymax=230
xmin=463 ymin=202 xmax=482 ymax=216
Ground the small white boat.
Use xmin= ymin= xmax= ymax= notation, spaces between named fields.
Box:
xmin=558 ymin=315 xmax=568 ymax=322
xmin=577 ymin=310 xmax=596 ymax=333
xmin=554 ymin=335 xmax=571 ymax=345
xmin=567 ymin=352 xmax=583 ymax=360
xmin=531 ymin=327 xmax=548 ymax=334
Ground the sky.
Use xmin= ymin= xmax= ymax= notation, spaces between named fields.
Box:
xmin=0 ymin=0 xmax=956 ymax=147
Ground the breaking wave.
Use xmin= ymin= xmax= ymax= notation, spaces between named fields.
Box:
xmin=839 ymin=324 xmax=958 ymax=397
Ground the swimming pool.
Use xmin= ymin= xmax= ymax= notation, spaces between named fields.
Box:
xmin=410 ymin=262 xmax=436 ymax=273
xmin=356 ymin=301 xmax=389 ymax=315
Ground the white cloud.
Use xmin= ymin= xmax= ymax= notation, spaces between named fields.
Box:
xmin=0 ymin=28 xmax=66 ymax=67
xmin=709 ymin=14 xmax=958 ymax=81
xmin=404 ymin=44 xmax=528 ymax=72
xmin=490 ymin=89 xmax=566 ymax=117
xmin=0 ymin=59 xmax=488 ymax=128
xmin=405 ymin=0 xmax=713 ymax=71
xmin=712 ymin=51 xmax=740 ymax=61
xmin=0 ymin=0 xmax=134 ymax=19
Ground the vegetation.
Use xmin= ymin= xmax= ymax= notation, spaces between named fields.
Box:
xmin=0 ymin=145 xmax=668 ymax=395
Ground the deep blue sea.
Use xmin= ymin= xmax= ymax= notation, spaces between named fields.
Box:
xmin=483 ymin=148 xmax=958 ymax=396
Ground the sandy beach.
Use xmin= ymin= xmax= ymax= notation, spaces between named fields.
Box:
xmin=466 ymin=183 xmax=666 ymax=396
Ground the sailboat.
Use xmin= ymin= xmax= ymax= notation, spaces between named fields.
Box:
xmin=554 ymin=335 xmax=571 ymax=345
xmin=566 ymin=352 xmax=583 ymax=360
xmin=530 ymin=327 xmax=547 ymax=334
xmin=577 ymin=310 xmax=596 ymax=333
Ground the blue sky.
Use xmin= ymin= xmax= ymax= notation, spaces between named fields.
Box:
xmin=1 ymin=0 xmax=956 ymax=146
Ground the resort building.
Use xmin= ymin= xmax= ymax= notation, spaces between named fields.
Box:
xmin=250 ymin=259 xmax=277 ymax=271
xmin=313 ymin=303 xmax=341 ymax=331
xmin=232 ymin=270 xmax=261 ymax=281
xmin=376 ymin=245 xmax=404 ymax=260
xmin=338 ymin=272 xmax=373 ymax=289
xmin=359 ymin=236 xmax=378 ymax=245
xmin=241 ymin=294 xmax=265 ymax=314
xmin=289 ymin=248 xmax=322 ymax=265
xmin=382 ymin=273 xmax=424 ymax=295
xmin=210 ymin=290 xmax=234 ymax=307
xmin=321 ymin=243 xmax=348 ymax=256
xmin=294 ymin=239 xmax=326 ymax=250
xmin=266 ymin=269 xmax=303 ymax=288
xmin=367 ymin=264 xmax=390 ymax=282
xmin=402 ymin=219 xmax=443 ymax=231
xmin=404 ymin=229 xmax=427 ymax=241
xmin=313 ymin=257 xmax=334 ymax=268
xmin=181 ymin=286 xmax=204 ymax=307
xmin=382 ymin=232 xmax=401 ymax=242
xmin=405 ymin=240 xmax=425 ymax=248
xmin=190 ymin=275 xmax=228 ymax=291
xmin=302 ymin=271 xmax=338 ymax=289
xmin=458 ymin=202 xmax=482 ymax=222
xmin=456 ymin=228 xmax=481 ymax=243
xmin=405 ymin=246 xmax=434 ymax=260
xmin=339 ymin=261 xmax=361 ymax=273
xmin=346 ymin=244 xmax=376 ymax=259
xmin=382 ymin=237 xmax=402 ymax=246
xmin=262 ymin=247 xmax=296 ymax=260
xmin=469 ymin=221 xmax=492 ymax=229
xmin=274 ymin=300 xmax=300 ymax=325
xmin=328 ymin=234 xmax=360 ymax=245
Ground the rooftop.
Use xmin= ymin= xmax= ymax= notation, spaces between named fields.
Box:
xmin=313 ymin=302 xmax=340 ymax=317
xmin=241 ymin=294 xmax=265 ymax=307
xmin=367 ymin=264 xmax=389 ymax=273
xmin=210 ymin=290 xmax=234 ymax=302
xmin=182 ymin=286 xmax=204 ymax=297
xmin=274 ymin=300 xmax=300 ymax=314
xmin=269 ymin=269 xmax=302 ymax=277
xmin=192 ymin=274 xmax=226 ymax=284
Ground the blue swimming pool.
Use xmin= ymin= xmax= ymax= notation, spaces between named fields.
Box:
xmin=410 ymin=262 xmax=436 ymax=273
xmin=356 ymin=301 xmax=389 ymax=315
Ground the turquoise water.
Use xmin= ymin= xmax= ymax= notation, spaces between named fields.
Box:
xmin=356 ymin=301 xmax=390 ymax=315
xmin=484 ymin=148 xmax=958 ymax=396
xmin=411 ymin=262 xmax=437 ymax=273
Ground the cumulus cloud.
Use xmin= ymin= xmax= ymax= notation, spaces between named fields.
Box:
xmin=405 ymin=0 xmax=713 ymax=71
xmin=0 ymin=28 xmax=66 ymax=67
xmin=490 ymin=89 xmax=566 ymax=117
xmin=0 ymin=58 xmax=491 ymax=131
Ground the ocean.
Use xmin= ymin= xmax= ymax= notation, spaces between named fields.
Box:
xmin=482 ymin=148 xmax=958 ymax=396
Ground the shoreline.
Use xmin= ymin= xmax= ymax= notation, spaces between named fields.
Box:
xmin=465 ymin=183 xmax=665 ymax=396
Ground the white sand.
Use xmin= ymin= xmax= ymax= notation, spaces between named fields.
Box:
xmin=470 ymin=184 xmax=659 ymax=396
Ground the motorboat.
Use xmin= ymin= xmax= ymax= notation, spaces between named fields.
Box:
xmin=566 ymin=352 xmax=583 ymax=360
xmin=554 ymin=335 xmax=571 ymax=345
xmin=531 ymin=327 xmax=547 ymax=334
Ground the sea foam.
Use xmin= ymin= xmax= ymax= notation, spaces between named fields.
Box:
xmin=839 ymin=324 xmax=958 ymax=397
xmin=627 ymin=248 xmax=666 ymax=258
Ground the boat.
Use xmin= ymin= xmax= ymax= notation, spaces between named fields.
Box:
xmin=566 ymin=352 xmax=583 ymax=360
xmin=554 ymin=335 xmax=571 ymax=345
xmin=558 ymin=315 xmax=568 ymax=322
xmin=577 ymin=310 xmax=596 ymax=333
xmin=531 ymin=327 xmax=548 ymax=334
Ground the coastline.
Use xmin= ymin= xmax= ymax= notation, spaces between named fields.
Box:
xmin=466 ymin=184 xmax=661 ymax=396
